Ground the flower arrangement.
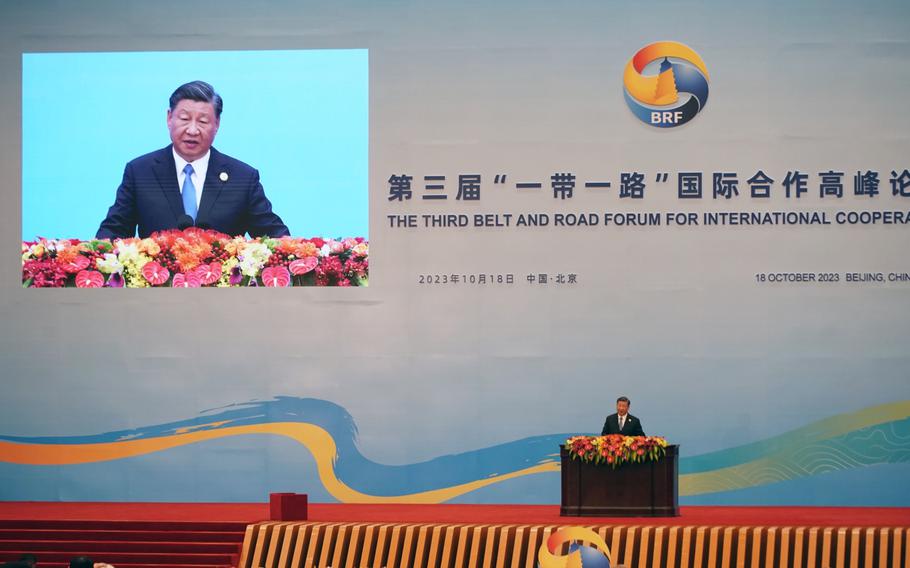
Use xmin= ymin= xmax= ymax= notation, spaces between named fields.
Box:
xmin=21 ymin=229 xmax=368 ymax=288
xmin=564 ymin=435 xmax=669 ymax=468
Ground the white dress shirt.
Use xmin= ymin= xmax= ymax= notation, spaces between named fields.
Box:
xmin=173 ymin=148 xmax=210 ymax=210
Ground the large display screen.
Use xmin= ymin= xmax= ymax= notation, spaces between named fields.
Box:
xmin=22 ymin=49 xmax=368 ymax=287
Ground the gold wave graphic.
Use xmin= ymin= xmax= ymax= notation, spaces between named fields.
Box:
xmin=679 ymin=400 xmax=910 ymax=495
xmin=0 ymin=422 xmax=559 ymax=503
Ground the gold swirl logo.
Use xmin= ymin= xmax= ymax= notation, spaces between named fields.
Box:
xmin=537 ymin=527 xmax=612 ymax=568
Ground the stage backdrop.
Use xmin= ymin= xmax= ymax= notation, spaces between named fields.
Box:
xmin=1 ymin=0 xmax=909 ymax=506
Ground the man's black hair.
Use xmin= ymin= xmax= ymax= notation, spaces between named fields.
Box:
xmin=68 ymin=557 xmax=93 ymax=568
xmin=616 ymin=396 xmax=631 ymax=405
xmin=169 ymin=81 xmax=223 ymax=118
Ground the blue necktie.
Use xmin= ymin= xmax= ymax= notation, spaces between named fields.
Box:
xmin=182 ymin=163 xmax=198 ymax=221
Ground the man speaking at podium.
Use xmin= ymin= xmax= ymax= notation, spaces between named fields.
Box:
xmin=96 ymin=81 xmax=289 ymax=239
xmin=601 ymin=396 xmax=645 ymax=436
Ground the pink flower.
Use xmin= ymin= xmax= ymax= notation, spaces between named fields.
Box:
xmin=289 ymin=257 xmax=318 ymax=275
xmin=74 ymin=270 xmax=104 ymax=288
xmin=194 ymin=261 xmax=222 ymax=286
xmin=172 ymin=272 xmax=202 ymax=288
xmin=141 ymin=261 xmax=170 ymax=286
xmin=261 ymin=266 xmax=291 ymax=287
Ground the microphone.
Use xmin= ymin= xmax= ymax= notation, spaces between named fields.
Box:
xmin=177 ymin=215 xmax=194 ymax=230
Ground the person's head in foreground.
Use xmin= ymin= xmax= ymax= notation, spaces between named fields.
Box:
xmin=68 ymin=557 xmax=93 ymax=568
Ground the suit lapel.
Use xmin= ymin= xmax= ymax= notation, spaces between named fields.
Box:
xmin=197 ymin=147 xmax=226 ymax=226
xmin=152 ymin=146 xmax=186 ymax=222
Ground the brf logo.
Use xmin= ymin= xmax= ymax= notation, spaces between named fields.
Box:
xmin=538 ymin=527 xmax=612 ymax=568
xmin=623 ymin=41 xmax=710 ymax=128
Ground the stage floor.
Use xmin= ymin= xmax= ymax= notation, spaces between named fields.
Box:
xmin=2 ymin=502 xmax=907 ymax=567
xmin=1 ymin=501 xmax=907 ymax=527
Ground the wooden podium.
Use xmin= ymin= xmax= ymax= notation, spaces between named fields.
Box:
xmin=560 ymin=445 xmax=679 ymax=517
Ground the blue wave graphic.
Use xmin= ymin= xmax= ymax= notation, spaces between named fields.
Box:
xmin=2 ymin=397 xmax=909 ymax=500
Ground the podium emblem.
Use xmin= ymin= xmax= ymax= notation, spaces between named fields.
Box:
xmin=538 ymin=526 xmax=612 ymax=568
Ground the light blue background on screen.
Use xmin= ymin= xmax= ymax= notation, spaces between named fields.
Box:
xmin=22 ymin=49 xmax=368 ymax=240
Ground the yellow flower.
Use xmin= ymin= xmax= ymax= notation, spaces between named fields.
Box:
xmin=138 ymin=238 xmax=161 ymax=256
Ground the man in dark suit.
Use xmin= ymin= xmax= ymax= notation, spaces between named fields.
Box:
xmin=601 ymin=396 xmax=645 ymax=436
xmin=96 ymin=81 xmax=289 ymax=239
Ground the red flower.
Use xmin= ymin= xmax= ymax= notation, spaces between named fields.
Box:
xmin=315 ymin=256 xmax=344 ymax=286
xmin=60 ymin=254 xmax=90 ymax=274
xmin=22 ymin=259 xmax=67 ymax=288
xmin=141 ymin=261 xmax=170 ymax=286
xmin=261 ymin=266 xmax=291 ymax=287
xmin=344 ymin=257 xmax=368 ymax=277
xmin=74 ymin=270 xmax=104 ymax=288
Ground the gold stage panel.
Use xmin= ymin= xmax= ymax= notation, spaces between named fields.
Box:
xmin=239 ymin=521 xmax=910 ymax=568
